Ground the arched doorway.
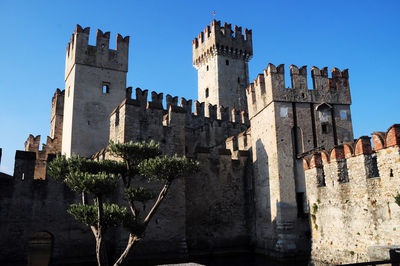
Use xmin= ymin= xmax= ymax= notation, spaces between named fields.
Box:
xmin=28 ymin=231 xmax=53 ymax=266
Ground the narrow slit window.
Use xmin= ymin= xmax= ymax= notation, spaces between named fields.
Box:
xmin=321 ymin=123 xmax=328 ymax=134
xmin=226 ymin=60 xmax=229 ymax=66
xmin=102 ymin=84 xmax=110 ymax=94
xmin=205 ymin=88 xmax=209 ymax=98
xmin=206 ymin=65 xmax=209 ymax=71
xmin=115 ymin=108 xmax=120 ymax=126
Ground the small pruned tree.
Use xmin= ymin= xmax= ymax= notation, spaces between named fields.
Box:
xmin=48 ymin=140 xmax=199 ymax=266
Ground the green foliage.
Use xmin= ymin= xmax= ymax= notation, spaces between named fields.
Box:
xmin=108 ymin=140 xmax=161 ymax=174
xmin=48 ymin=154 xmax=126 ymax=181
xmin=123 ymin=213 xmax=146 ymax=236
xmin=68 ymin=202 xmax=128 ymax=229
xmin=394 ymin=193 xmax=400 ymax=207
xmin=68 ymin=204 xmax=97 ymax=227
xmin=311 ymin=213 xmax=316 ymax=223
xmin=311 ymin=213 xmax=318 ymax=230
xmin=139 ymin=155 xmax=199 ymax=182
xmin=125 ymin=187 xmax=155 ymax=203
xmin=48 ymin=154 xmax=69 ymax=181
xmin=312 ymin=203 xmax=318 ymax=214
xmin=102 ymin=202 xmax=129 ymax=228
xmin=349 ymin=251 xmax=355 ymax=256
xmin=65 ymin=171 xmax=119 ymax=195
xmin=49 ymin=155 xmax=124 ymax=195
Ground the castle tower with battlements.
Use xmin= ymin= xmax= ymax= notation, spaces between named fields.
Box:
xmin=193 ymin=20 xmax=252 ymax=112
xmin=246 ymin=63 xmax=354 ymax=255
xmin=62 ymin=25 xmax=130 ymax=157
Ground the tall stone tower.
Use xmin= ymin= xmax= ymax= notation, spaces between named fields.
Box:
xmin=193 ymin=20 xmax=252 ymax=111
xmin=246 ymin=64 xmax=353 ymax=256
xmin=62 ymin=25 xmax=129 ymax=157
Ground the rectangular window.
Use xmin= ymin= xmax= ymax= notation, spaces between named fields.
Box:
xmin=280 ymin=107 xmax=288 ymax=117
xmin=102 ymin=83 xmax=110 ymax=94
xmin=340 ymin=110 xmax=347 ymax=120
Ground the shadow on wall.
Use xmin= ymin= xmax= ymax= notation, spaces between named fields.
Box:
xmin=28 ymin=231 xmax=53 ymax=266
xmin=254 ymin=139 xmax=272 ymax=241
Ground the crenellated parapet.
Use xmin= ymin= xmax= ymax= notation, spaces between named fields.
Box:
xmin=246 ymin=63 xmax=351 ymax=119
xmin=303 ymin=125 xmax=400 ymax=183
xmin=50 ymin=88 xmax=64 ymax=151
xmin=302 ymin=124 xmax=400 ymax=264
xmin=65 ymin=24 xmax=129 ymax=78
xmin=225 ymin=129 xmax=251 ymax=159
xmin=24 ymin=134 xmax=41 ymax=152
xmin=22 ymin=134 xmax=59 ymax=180
xmin=111 ymin=87 xmax=248 ymax=127
xmin=192 ymin=20 xmax=252 ymax=67
xmin=108 ymin=87 xmax=249 ymax=156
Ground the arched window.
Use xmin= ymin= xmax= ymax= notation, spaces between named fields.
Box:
xmin=316 ymin=103 xmax=333 ymax=134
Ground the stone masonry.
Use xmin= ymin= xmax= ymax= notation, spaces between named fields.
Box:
xmin=0 ymin=21 xmax=398 ymax=265
xmin=303 ymin=124 xmax=400 ymax=264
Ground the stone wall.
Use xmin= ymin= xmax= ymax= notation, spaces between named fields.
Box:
xmin=303 ymin=124 xmax=400 ymax=264
xmin=186 ymin=150 xmax=252 ymax=253
xmin=0 ymin=161 xmax=95 ymax=266
xmin=1 ymin=144 xmax=253 ymax=265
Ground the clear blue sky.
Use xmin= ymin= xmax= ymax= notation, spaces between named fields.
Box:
xmin=0 ymin=0 xmax=399 ymax=174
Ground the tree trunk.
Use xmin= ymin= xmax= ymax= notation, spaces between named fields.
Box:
xmin=113 ymin=182 xmax=171 ymax=265
xmin=144 ymin=182 xmax=170 ymax=226
xmin=82 ymin=191 xmax=86 ymax=205
xmin=95 ymin=196 xmax=109 ymax=266
xmin=113 ymin=234 xmax=138 ymax=266
xmin=96 ymin=236 xmax=102 ymax=266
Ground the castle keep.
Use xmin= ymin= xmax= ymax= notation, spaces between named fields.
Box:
xmin=0 ymin=21 xmax=399 ymax=265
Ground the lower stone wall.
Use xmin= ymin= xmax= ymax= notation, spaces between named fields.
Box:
xmin=0 ymin=150 xmax=253 ymax=264
xmin=305 ymin=145 xmax=400 ymax=264
xmin=185 ymin=152 xmax=252 ymax=253
xmin=0 ymin=175 xmax=95 ymax=265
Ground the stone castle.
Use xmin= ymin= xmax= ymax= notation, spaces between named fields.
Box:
xmin=0 ymin=21 xmax=399 ymax=265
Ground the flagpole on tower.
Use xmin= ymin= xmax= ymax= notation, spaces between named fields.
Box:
xmin=211 ymin=11 xmax=216 ymax=20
